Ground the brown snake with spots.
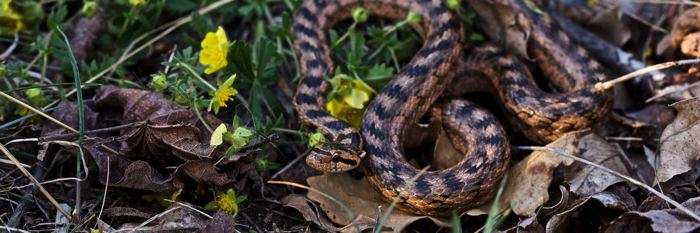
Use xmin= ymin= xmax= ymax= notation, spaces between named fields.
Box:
xmin=292 ymin=0 xmax=613 ymax=216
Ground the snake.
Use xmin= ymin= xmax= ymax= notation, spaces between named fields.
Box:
xmin=292 ymin=0 xmax=613 ymax=216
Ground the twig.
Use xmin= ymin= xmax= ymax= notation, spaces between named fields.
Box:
xmin=240 ymin=134 xmax=280 ymax=152
xmin=96 ymin=157 xmax=109 ymax=225
xmin=163 ymin=199 xmax=212 ymax=219
xmin=517 ymin=146 xmax=700 ymax=222
xmin=0 ymin=90 xmax=77 ymax=134
xmin=38 ymin=121 xmax=144 ymax=142
xmin=115 ymin=206 xmax=182 ymax=232
xmin=0 ymin=225 xmax=30 ymax=233
xmin=0 ymin=158 xmax=30 ymax=168
xmin=595 ymin=59 xmax=700 ymax=92
xmin=645 ymin=81 xmax=700 ymax=103
xmin=0 ymin=143 xmax=71 ymax=221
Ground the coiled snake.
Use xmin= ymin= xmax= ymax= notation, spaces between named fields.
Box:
xmin=292 ymin=0 xmax=612 ymax=216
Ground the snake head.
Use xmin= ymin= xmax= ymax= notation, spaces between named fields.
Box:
xmin=306 ymin=143 xmax=366 ymax=172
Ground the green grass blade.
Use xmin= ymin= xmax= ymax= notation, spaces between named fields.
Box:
xmin=56 ymin=26 xmax=85 ymax=220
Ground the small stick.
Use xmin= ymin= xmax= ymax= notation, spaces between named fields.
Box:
xmin=38 ymin=122 xmax=144 ymax=142
xmin=595 ymin=59 xmax=700 ymax=92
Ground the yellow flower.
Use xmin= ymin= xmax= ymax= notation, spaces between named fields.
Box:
xmin=205 ymin=188 xmax=246 ymax=217
xmin=208 ymin=74 xmax=238 ymax=114
xmin=128 ymin=0 xmax=145 ymax=7
xmin=325 ymin=75 xmax=373 ymax=128
xmin=199 ymin=26 xmax=229 ymax=74
xmin=0 ymin=0 xmax=24 ymax=32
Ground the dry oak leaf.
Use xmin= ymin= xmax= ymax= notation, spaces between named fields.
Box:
xmin=82 ymin=86 xmax=231 ymax=192
xmin=498 ymin=133 xmax=577 ymax=216
xmin=565 ymin=134 xmax=630 ymax=197
xmin=657 ymin=97 xmax=700 ymax=182
xmin=306 ymin=173 xmax=451 ymax=233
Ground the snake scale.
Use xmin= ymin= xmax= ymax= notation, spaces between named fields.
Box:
xmin=292 ymin=0 xmax=612 ymax=216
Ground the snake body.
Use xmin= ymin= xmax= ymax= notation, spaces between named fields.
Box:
xmin=292 ymin=0 xmax=612 ymax=216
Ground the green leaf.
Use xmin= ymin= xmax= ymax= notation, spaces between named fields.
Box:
xmin=236 ymin=195 xmax=247 ymax=204
xmin=229 ymin=41 xmax=256 ymax=80
xmin=232 ymin=115 xmax=240 ymax=129
xmin=231 ymin=126 xmax=253 ymax=150
xmin=308 ymin=131 xmax=326 ymax=147
xmin=47 ymin=5 xmax=68 ymax=30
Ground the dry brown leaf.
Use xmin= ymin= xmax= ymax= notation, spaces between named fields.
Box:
xmin=95 ymin=85 xmax=225 ymax=161
xmin=53 ymin=85 xmax=234 ymax=193
xmin=41 ymin=100 xmax=98 ymax=137
xmin=499 ymin=133 xmax=577 ymax=216
xmin=657 ymin=97 xmax=700 ymax=182
xmin=103 ymin=207 xmax=151 ymax=219
xmin=566 ymin=134 xmax=629 ymax=197
xmin=281 ymin=194 xmax=339 ymax=232
xmin=306 ymin=173 xmax=451 ymax=232
xmin=591 ymin=191 xmax=633 ymax=211
xmin=197 ymin=211 xmax=236 ymax=233
xmin=603 ymin=197 xmax=700 ymax=233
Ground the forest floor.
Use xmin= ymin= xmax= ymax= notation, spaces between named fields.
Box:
xmin=1 ymin=0 xmax=700 ymax=232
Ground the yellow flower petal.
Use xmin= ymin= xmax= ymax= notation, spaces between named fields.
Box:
xmin=210 ymin=124 xmax=228 ymax=146
xmin=128 ymin=0 xmax=145 ymax=6
xmin=208 ymin=74 xmax=238 ymax=114
xmin=324 ymin=77 xmax=373 ymax=129
xmin=344 ymin=88 xmax=369 ymax=109
xmin=199 ymin=26 xmax=229 ymax=74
